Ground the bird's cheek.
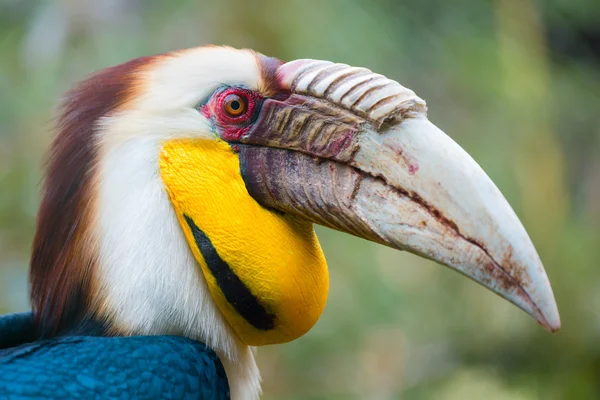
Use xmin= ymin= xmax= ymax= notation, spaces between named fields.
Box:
xmin=158 ymin=138 xmax=329 ymax=346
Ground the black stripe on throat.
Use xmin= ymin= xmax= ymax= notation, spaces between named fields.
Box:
xmin=184 ymin=215 xmax=275 ymax=331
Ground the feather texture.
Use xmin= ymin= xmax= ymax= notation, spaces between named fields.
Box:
xmin=0 ymin=313 xmax=230 ymax=399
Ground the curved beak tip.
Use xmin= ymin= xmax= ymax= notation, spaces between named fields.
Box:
xmin=511 ymin=260 xmax=561 ymax=333
xmin=547 ymin=319 xmax=561 ymax=333
xmin=537 ymin=298 xmax=561 ymax=333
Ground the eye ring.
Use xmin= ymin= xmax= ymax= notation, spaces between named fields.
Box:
xmin=222 ymin=93 xmax=248 ymax=117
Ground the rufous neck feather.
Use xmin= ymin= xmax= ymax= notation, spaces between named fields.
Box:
xmin=30 ymin=56 xmax=155 ymax=337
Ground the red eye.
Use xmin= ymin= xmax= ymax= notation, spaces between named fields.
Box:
xmin=208 ymin=88 xmax=261 ymax=142
xmin=222 ymin=93 xmax=248 ymax=117
xmin=215 ymin=89 xmax=256 ymax=124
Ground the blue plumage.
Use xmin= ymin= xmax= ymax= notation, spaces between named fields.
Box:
xmin=0 ymin=313 xmax=230 ymax=399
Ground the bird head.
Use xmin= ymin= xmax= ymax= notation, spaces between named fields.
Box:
xmin=30 ymin=46 xmax=559 ymax=393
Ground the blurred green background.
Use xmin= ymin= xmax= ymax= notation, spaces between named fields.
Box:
xmin=1 ymin=0 xmax=599 ymax=398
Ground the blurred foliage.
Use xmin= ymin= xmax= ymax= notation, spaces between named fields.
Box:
xmin=1 ymin=0 xmax=599 ymax=398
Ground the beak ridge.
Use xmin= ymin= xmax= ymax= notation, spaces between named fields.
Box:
xmin=277 ymin=59 xmax=426 ymax=128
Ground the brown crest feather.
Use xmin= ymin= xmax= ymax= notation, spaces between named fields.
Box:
xmin=30 ymin=55 xmax=157 ymax=337
xmin=256 ymin=52 xmax=285 ymax=97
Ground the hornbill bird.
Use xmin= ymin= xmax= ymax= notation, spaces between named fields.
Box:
xmin=0 ymin=46 xmax=560 ymax=399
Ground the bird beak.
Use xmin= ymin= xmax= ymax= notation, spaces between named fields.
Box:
xmin=237 ymin=59 xmax=560 ymax=332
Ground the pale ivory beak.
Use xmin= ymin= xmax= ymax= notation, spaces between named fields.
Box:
xmin=236 ymin=59 xmax=560 ymax=332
